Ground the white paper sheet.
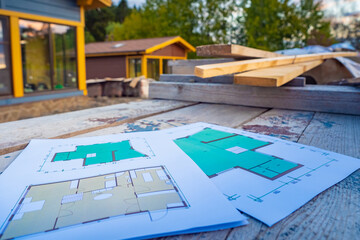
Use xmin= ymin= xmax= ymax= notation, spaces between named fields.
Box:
xmin=159 ymin=122 xmax=360 ymax=226
xmin=0 ymin=131 xmax=247 ymax=240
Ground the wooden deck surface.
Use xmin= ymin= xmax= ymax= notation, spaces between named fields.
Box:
xmin=0 ymin=99 xmax=359 ymax=239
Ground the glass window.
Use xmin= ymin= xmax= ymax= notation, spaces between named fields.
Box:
xmin=162 ymin=59 xmax=170 ymax=74
xmin=0 ymin=16 xmax=12 ymax=96
xmin=147 ymin=58 xmax=159 ymax=80
xmin=19 ymin=19 xmax=77 ymax=93
xmin=20 ymin=20 xmax=51 ymax=93
xmin=128 ymin=58 xmax=142 ymax=78
xmin=51 ymin=24 xmax=77 ymax=90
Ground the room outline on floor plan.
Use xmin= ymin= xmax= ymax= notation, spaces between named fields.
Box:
xmin=174 ymin=128 xmax=302 ymax=180
xmin=51 ymin=140 xmax=147 ymax=166
xmin=0 ymin=166 xmax=188 ymax=240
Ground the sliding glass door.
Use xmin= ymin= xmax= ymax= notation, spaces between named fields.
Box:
xmin=20 ymin=19 xmax=77 ymax=93
xmin=0 ymin=16 xmax=12 ymax=96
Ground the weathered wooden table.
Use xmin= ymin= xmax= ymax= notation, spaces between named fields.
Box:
xmin=0 ymin=99 xmax=359 ymax=239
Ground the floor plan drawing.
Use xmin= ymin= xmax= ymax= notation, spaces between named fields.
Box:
xmin=52 ymin=141 xmax=146 ymax=166
xmin=38 ymin=138 xmax=154 ymax=173
xmin=174 ymin=128 xmax=302 ymax=180
xmin=161 ymin=122 xmax=360 ymax=226
xmin=0 ymin=166 xmax=188 ymax=240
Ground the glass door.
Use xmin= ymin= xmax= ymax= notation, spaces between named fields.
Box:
xmin=0 ymin=16 xmax=12 ymax=96
xmin=147 ymin=58 xmax=159 ymax=80
xmin=20 ymin=19 xmax=51 ymax=93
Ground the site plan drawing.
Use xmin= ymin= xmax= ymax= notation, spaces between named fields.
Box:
xmin=161 ymin=122 xmax=360 ymax=226
xmin=0 ymin=131 xmax=247 ymax=240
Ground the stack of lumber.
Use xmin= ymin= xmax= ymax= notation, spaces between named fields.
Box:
xmin=195 ymin=44 xmax=358 ymax=87
xmin=86 ymin=76 xmax=148 ymax=98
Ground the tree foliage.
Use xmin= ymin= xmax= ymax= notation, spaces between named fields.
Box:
xmin=105 ymin=0 xmax=237 ymax=48
xmin=236 ymin=0 xmax=332 ymax=51
xmin=85 ymin=0 xmax=132 ymax=42
xmin=85 ymin=0 xmax=333 ymax=52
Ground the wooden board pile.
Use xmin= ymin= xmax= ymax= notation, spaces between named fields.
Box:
xmin=86 ymin=77 xmax=147 ymax=98
xmin=195 ymin=44 xmax=358 ymax=87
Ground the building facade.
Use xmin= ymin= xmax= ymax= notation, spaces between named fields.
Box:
xmin=85 ymin=36 xmax=195 ymax=80
xmin=0 ymin=0 xmax=110 ymax=105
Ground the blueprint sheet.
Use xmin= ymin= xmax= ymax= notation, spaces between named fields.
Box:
xmin=0 ymin=131 xmax=247 ymax=240
xmin=160 ymin=122 xmax=360 ymax=226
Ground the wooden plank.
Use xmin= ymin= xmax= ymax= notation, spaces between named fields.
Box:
xmin=168 ymin=59 xmax=235 ymax=74
xmin=240 ymin=109 xmax=315 ymax=142
xmin=234 ymin=60 xmax=323 ymax=87
xmin=149 ymin=82 xmax=360 ymax=115
xmin=160 ymin=74 xmax=305 ymax=87
xmin=0 ymin=99 xmax=195 ymax=155
xmin=0 ymin=104 xmax=267 ymax=173
xmin=228 ymin=112 xmax=360 ymax=240
xmin=160 ymin=74 xmax=234 ymax=84
xmin=77 ymin=103 xmax=268 ymax=137
xmin=298 ymin=113 xmax=360 ymax=158
xmin=196 ymin=44 xmax=283 ymax=59
xmin=195 ymin=52 xmax=358 ymax=78
xmin=1 ymin=105 xmax=359 ymax=239
xmin=283 ymin=77 xmax=306 ymax=87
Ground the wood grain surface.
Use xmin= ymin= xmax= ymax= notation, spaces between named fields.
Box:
xmin=234 ymin=60 xmax=323 ymax=87
xmin=196 ymin=44 xmax=283 ymax=59
xmin=149 ymin=82 xmax=360 ymax=115
xmin=195 ymin=52 xmax=358 ymax=78
xmin=0 ymin=101 xmax=358 ymax=240
xmin=0 ymin=100 xmax=195 ymax=155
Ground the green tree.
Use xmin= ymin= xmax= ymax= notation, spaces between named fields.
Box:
xmin=85 ymin=30 xmax=95 ymax=43
xmin=115 ymin=0 xmax=132 ymax=23
xmin=85 ymin=7 xmax=115 ymax=41
xmin=106 ymin=0 xmax=236 ymax=49
xmin=237 ymin=0 xmax=332 ymax=51
xmin=297 ymin=0 xmax=333 ymax=46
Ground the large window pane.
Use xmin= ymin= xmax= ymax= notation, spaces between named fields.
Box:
xmin=20 ymin=19 xmax=51 ymax=93
xmin=128 ymin=58 xmax=142 ymax=78
xmin=162 ymin=59 xmax=170 ymax=74
xmin=147 ymin=58 xmax=159 ymax=80
xmin=51 ymin=24 xmax=77 ymax=90
xmin=0 ymin=16 xmax=12 ymax=96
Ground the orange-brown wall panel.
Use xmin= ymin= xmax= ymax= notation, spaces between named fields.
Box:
xmin=86 ymin=56 xmax=126 ymax=79
xmin=150 ymin=43 xmax=186 ymax=57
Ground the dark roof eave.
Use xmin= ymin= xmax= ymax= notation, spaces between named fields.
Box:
xmin=86 ymin=50 xmax=146 ymax=57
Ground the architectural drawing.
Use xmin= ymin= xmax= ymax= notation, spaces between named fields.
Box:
xmin=1 ymin=166 xmax=187 ymax=240
xmin=37 ymin=138 xmax=154 ymax=173
xmin=52 ymin=140 xmax=146 ymax=166
xmin=174 ymin=128 xmax=302 ymax=180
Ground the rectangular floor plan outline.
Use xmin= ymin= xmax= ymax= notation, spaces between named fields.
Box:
xmin=174 ymin=128 xmax=302 ymax=180
xmin=0 ymin=166 xmax=188 ymax=240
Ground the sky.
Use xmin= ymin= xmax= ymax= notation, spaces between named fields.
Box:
xmin=320 ymin=0 xmax=360 ymax=23
xmin=112 ymin=0 xmax=145 ymax=7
